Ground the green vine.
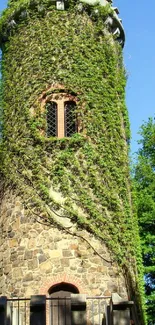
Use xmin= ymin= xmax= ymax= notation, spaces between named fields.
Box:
xmin=0 ymin=1 xmax=145 ymax=323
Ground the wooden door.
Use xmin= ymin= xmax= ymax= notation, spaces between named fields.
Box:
xmin=50 ymin=291 xmax=71 ymax=325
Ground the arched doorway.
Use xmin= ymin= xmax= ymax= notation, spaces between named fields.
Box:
xmin=49 ymin=282 xmax=79 ymax=325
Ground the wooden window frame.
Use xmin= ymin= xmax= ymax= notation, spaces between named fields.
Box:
xmin=41 ymin=91 xmax=79 ymax=138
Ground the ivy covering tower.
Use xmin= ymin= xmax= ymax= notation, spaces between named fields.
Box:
xmin=0 ymin=0 xmax=145 ymax=323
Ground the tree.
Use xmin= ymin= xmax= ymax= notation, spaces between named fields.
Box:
xmin=134 ymin=117 xmax=155 ymax=324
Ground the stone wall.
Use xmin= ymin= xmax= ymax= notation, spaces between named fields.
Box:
xmin=0 ymin=191 xmax=127 ymax=299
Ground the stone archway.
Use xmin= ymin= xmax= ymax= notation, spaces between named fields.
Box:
xmin=48 ymin=282 xmax=79 ymax=325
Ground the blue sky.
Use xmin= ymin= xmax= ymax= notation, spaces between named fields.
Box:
xmin=0 ymin=0 xmax=154 ymax=155
xmin=113 ymin=0 xmax=155 ymax=155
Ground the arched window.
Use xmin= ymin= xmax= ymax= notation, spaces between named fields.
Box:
xmin=46 ymin=101 xmax=57 ymax=137
xmin=41 ymin=90 xmax=78 ymax=138
xmin=64 ymin=101 xmax=77 ymax=137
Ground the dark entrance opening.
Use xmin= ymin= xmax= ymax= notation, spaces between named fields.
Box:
xmin=49 ymin=282 xmax=79 ymax=325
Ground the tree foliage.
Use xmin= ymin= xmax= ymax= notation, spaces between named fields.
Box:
xmin=134 ymin=117 xmax=155 ymax=324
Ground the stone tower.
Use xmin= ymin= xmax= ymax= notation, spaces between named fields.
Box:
xmin=0 ymin=0 xmax=144 ymax=322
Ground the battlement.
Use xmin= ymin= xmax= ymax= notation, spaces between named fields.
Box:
xmin=0 ymin=0 xmax=125 ymax=46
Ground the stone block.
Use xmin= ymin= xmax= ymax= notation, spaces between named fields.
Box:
xmin=28 ymin=259 xmax=38 ymax=270
xmin=4 ymin=265 xmax=12 ymax=275
xmin=38 ymin=254 xmax=47 ymax=264
xmin=23 ymin=272 xmax=34 ymax=282
xmin=24 ymin=250 xmax=33 ymax=260
xmin=6 ymin=209 xmax=13 ymax=217
xmin=80 ymin=250 xmax=88 ymax=257
xmin=39 ymin=260 xmax=52 ymax=272
xmin=70 ymin=244 xmax=78 ymax=250
xmin=89 ymin=257 xmax=100 ymax=264
xmin=77 ymin=268 xmax=87 ymax=273
xmin=29 ymin=230 xmax=38 ymax=238
xmin=60 ymin=258 xmax=70 ymax=267
xmin=20 ymin=238 xmax=29 ymax=247
xmin=97 ymin=265 xmax=107 ymax=273
xmin=9 ymin=239 xmax=18 ymax=248
xmin=89 ymin=267 xmax=97 ymax=272
xmin=70 ymin=266 xmax=76 ymax=271
xmin=28 ymin=239 xmax=36 ymax=249
xmin=12 ymin=260 xmax=22 ymax=267
xmin=53 ymin=236 xmax=62 ymax=242
xmin=12 ymin=218 xmax=20 ymax=230
xmin=92 ymin=289 xmax=100 ymax=295
xmin=62 ymin=249 xmax=73 ymax=257
xmin=53 ymin=266 xmax=63 ymax=273
xmin=12 ymin=268 xmax=23 ymax=279
xmin=44 ymin=249 xmax=61 ymax=259
xmin=104 ymin=289 xmax=111 ymax=297
xmin=7 ymin=231 xmax=15 ymax=238
xmin=10 ymin=253 xmax=18 ymax=262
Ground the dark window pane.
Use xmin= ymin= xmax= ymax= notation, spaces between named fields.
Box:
xmin=46 ymin=101 xmax=57 ymax=137
xmin=64 ymin=101 xmax=77 ymax=137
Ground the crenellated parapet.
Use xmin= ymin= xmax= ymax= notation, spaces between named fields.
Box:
xmin=81 ymin=0 xmax=125 ymax=45
xmin=0 ymin=0 xmax=125 ymax=46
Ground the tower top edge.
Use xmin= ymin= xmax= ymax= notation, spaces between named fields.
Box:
xmin=7 ymin=0 xmax=112 ymax=6
xmin=0 ymin=0 xmax=125 ymax=47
